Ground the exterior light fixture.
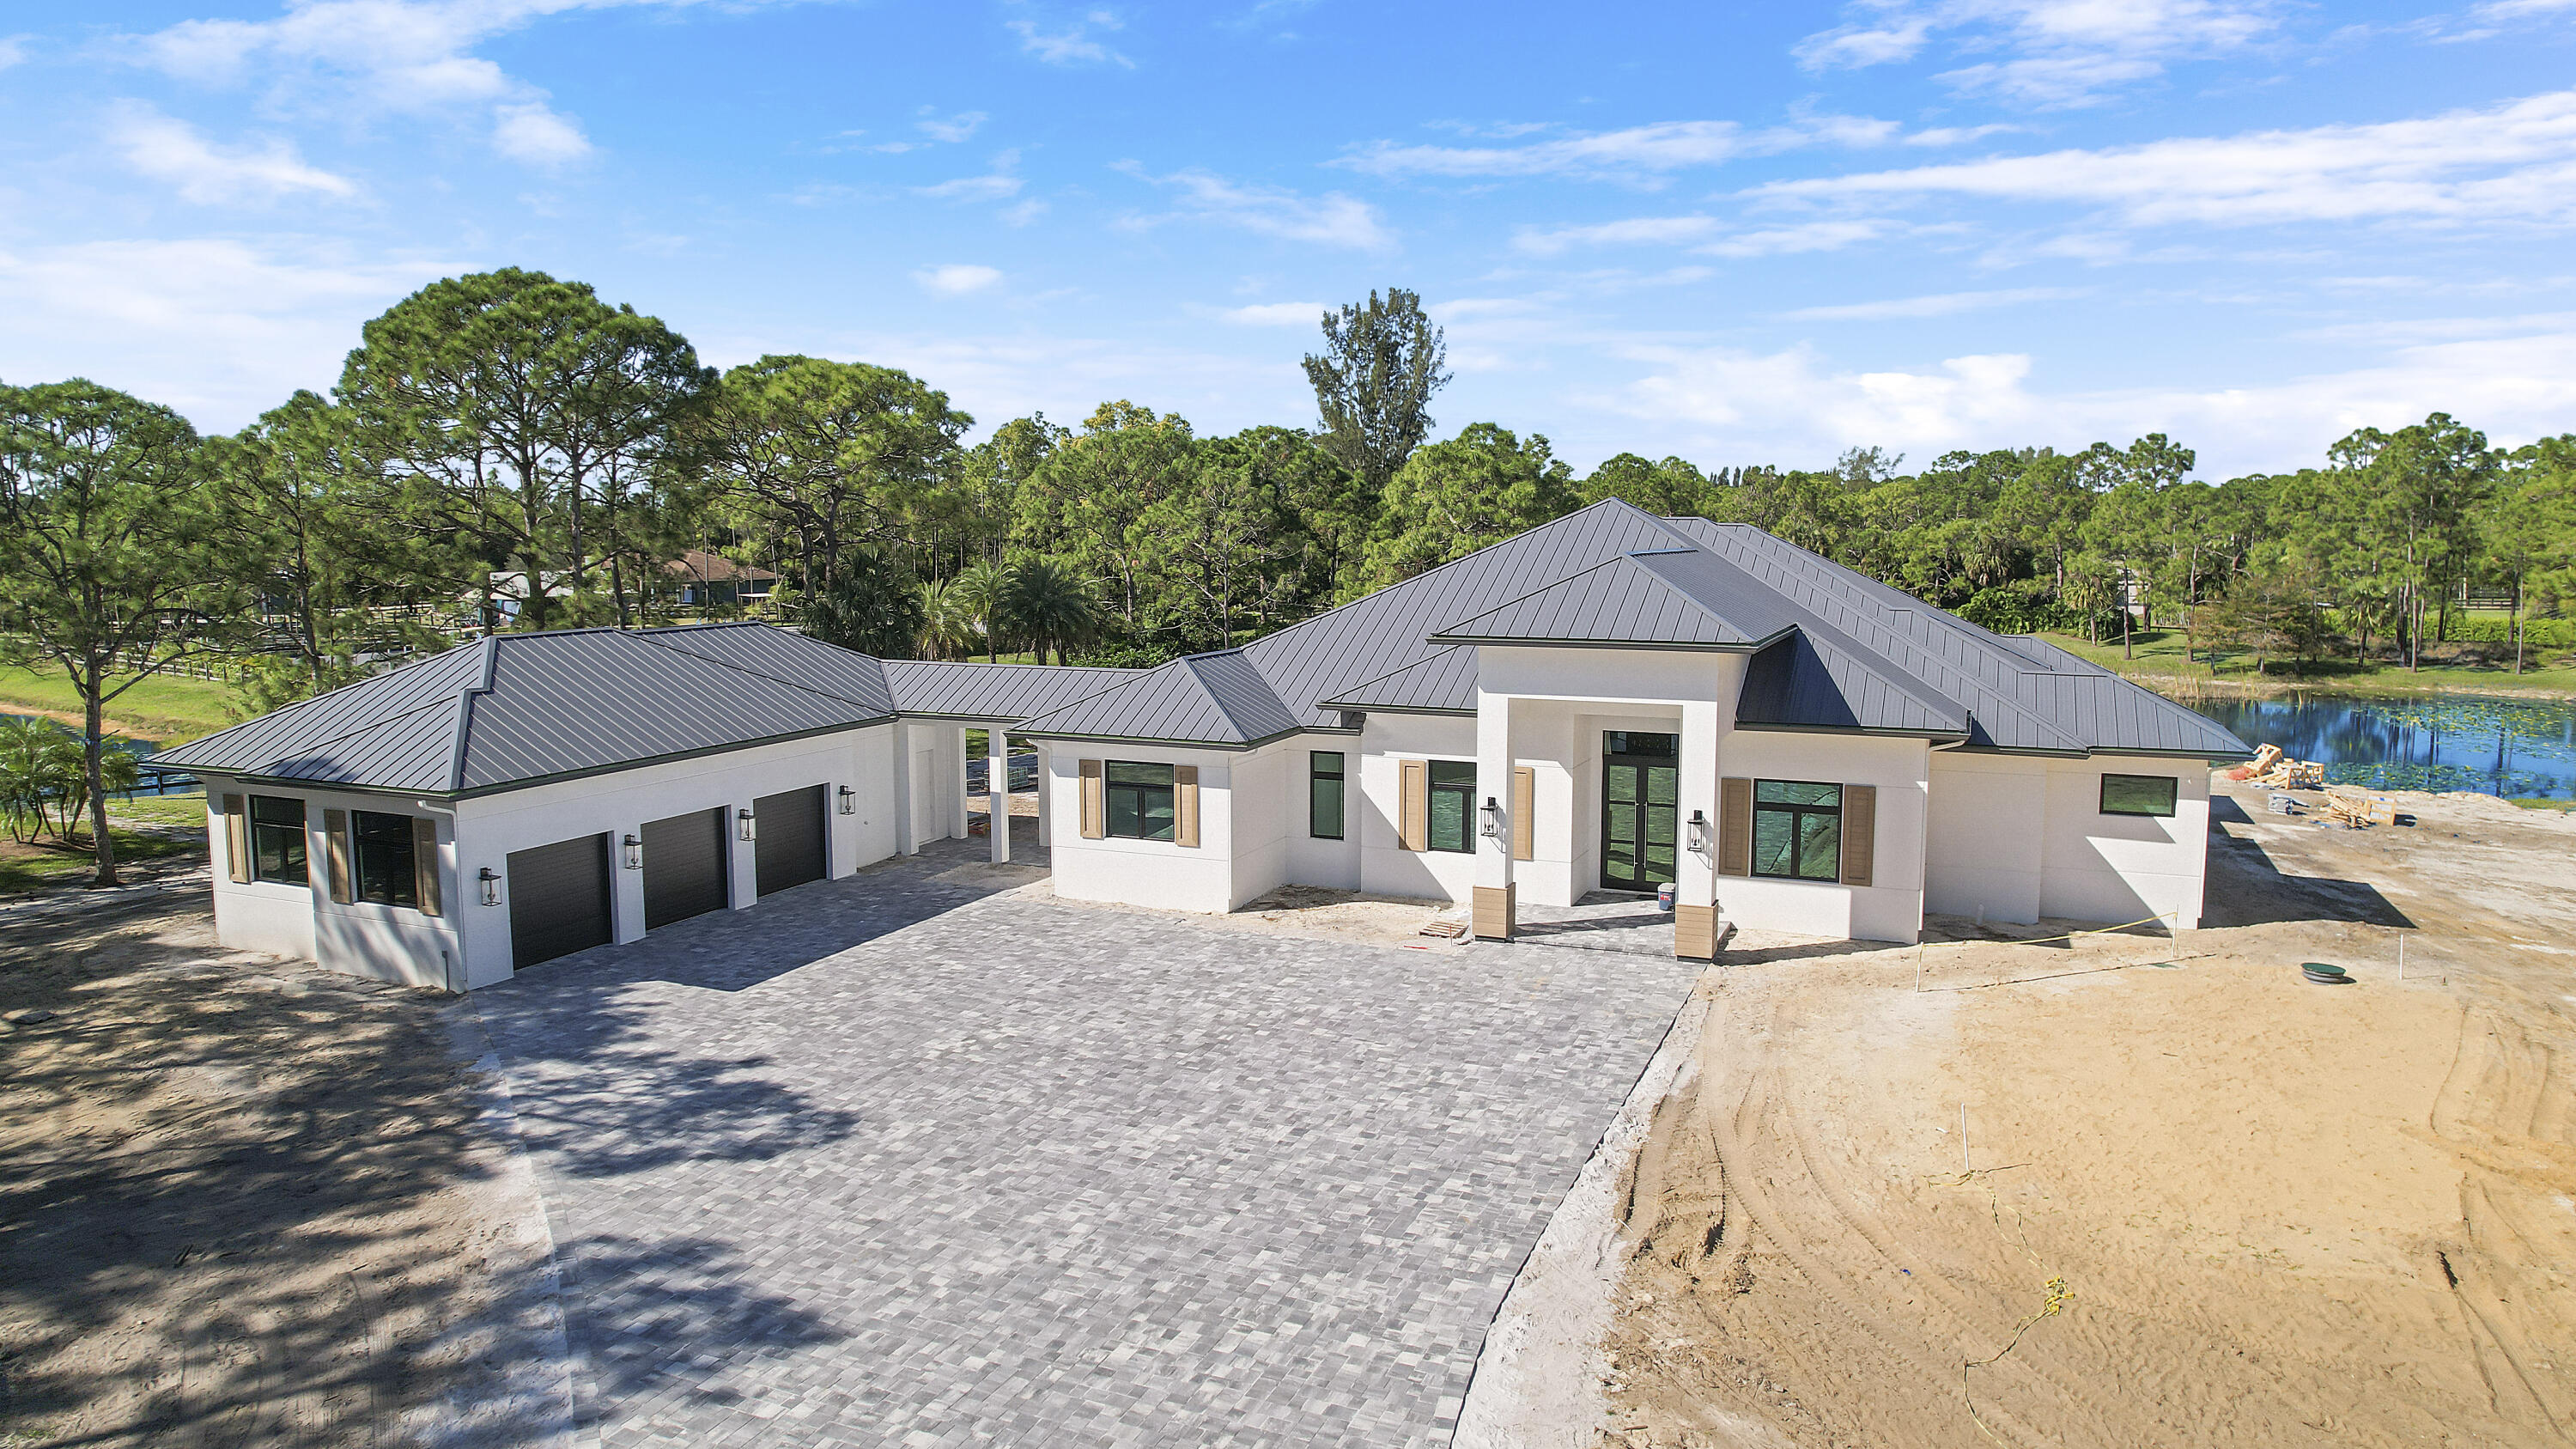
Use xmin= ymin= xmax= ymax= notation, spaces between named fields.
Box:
xmin=1687 ymin=809 xmax=1711 ymax=855
xmin=1479 ymin=795 xmax=1505 ymax=842
xmin=738 ymin=807 xmax=756 ymax=842
xmin=477 ymin=867 xmax=501 ymax=906
xmin=622 ymin=833 xmax=642 ymax=869
xmin=836 ymin=785 xmax=857 ymax=815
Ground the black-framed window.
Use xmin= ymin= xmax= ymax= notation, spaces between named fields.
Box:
xmin=1105 ymin=762 xmax=1176 ymax=841
xmin=1604 ymin=731 xmax=1678 ymax=758
xmin=1310 ymin=752 xmax=1346 ymax=839
xmin=1426 ymin=761 xmax=1476 ymax=854
xmin=248 ymin=795 xmax=308 ymax=886
xmin=2099 ymin=773 xmax=2178 ymax=818
xmin=351 ymin=810 xmax=421 ymax=908
xmin=1751 ymin=780 xmax=1843 ymax=882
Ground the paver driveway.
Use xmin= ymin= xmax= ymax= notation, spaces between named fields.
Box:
xmin=469 ymin=836 xmax=1697 ymax=1448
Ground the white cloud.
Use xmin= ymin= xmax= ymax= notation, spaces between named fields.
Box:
xmin=2476 ymin=0 xmax=2576 ymax=14
xmin=1337 ymin=114 xmax=1903 ymax=184
xmin=1700 ymin=219 xmax=1900 ymax=257
xmin=914 ymin=264 xmax=1004 ymax=295
xmin=1009 ymin=9 xmax=1133 ymax=67
xmin=118 ymin=1 xmax=735 ymax=163
xmin=1598 ymin=326 xmax=2576 ymax=477
xmin=1795 ymin=1 xmax=2280 ymax=107
xmin=916 ymin=109 xmax=987 ymax=143
xmin=1780 ymin=286 xmax=2087 ymax=320
xmin=1120 ymin=167 xmax=1393 ymax=249
xmin=917 ymin=149 xmax=1024 ymax=200
xmin=0 ymin=237 xmax=459 ymax=427
xmin=107 ymin=101 xmax=356 ymax=204
xmin=1749 ymin=87 xmax=2576 ymax=229
xmin=999 ymin=198 xmax=1048 ymax=226
xmin=491 ymin=101 xmax=589 ymax=165
xmin=1215 ymin=301 xmax=1326 ymax=326
xmin=0 ymin=35 xmax=29 ymax=70
xmin=1514 ymin=216 xmax=1720 ymax=256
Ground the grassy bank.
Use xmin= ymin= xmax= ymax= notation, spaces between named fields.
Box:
xmin=0 ymin=664 xmax=237 ymax=744
xmin=2036 ymin=629 xmax=2576 ymax=699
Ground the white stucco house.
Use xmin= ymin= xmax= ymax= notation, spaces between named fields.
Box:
xmin=156 ymin=499 xmax=2248 ymax=989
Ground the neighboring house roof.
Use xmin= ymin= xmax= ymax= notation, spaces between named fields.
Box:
xmin=665 ymin=550 xmax=779 ymax=584
xmin=1022 ymin=498 xmax=2251 ymax=760
xmin=154 ymin=625 xmax=1137 ymax=797
xmin=883 ymin=661 xmax=1143 ymax=720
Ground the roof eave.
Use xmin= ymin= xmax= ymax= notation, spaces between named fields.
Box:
xmin=1730 ymin=721 xmax=1973 ymax=743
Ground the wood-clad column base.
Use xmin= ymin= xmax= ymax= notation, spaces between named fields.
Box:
xmin=1674 ymin=903 xmax=1719 ymax=960
xmin=1472 ymin=885 xmax=1516 ymax=941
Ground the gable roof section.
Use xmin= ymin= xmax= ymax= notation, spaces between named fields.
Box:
xmin=883 ymin=661 xmax=1141 ymax=720
xmin=155 ymin=623 xmax=905 ymax=796
xmin=1013 ymin=649 xmax=1302 ymax=746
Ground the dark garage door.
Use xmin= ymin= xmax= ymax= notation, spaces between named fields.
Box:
xmin=643 ymin=807 xmax=730 ymax=929
xmin=755 ymin=785 xmax=827 ymax=897
xmin=507 ymin=834 xmax=612 ymax=969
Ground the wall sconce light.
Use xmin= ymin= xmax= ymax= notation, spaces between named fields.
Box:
xmin=477 ymin=867 xmax=501 ymax=906
xmin=837 ymin=785 xmax=857 ymax=816
xmin=1686 ymin=809 xmax=1711 ymax=855
xmin=738 ymin=807 xmax=756 ymax=842
xmin=1479 ymin=795 xmax=1505 ymax=842
xmin=622 ymin=833 xmax=642 ymax=870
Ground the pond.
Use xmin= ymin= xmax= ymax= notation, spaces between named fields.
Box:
xmin=2185 ymin=692 xmax=2576 ymax=800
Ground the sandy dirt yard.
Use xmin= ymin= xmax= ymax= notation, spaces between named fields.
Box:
xmin=0 ymin=892 xmax=550 ymax=1449
xmin=1599 ymin=781 xmax=2576 ymax=1449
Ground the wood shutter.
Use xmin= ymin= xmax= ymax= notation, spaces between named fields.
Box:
xmin=1718 ymin=776 xmax=1752 ymax=878
xmin=1511 ymin=767 xmax=1534 ymax=862
xmin=1400 ymin=760 xmax=1428 ymax=851
xmin=222 ymin=793 xmax=250 ymax=883
xmin=323 ymin=808 xmax=354 ymax=903
xmin=413 ymin=816 xmax=443 ymax=916
xmin=1078 ymin=759 xmax=1105 ymax=839
xmin=1840 ymin=784 xmax=1876 ymax=887
xmin=1174 ymin=765 xmax=1200 ymax=848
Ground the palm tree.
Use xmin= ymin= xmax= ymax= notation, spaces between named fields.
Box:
xmin=951 ymin=562 xmax=1010 ymax=661
xmin=1002 ymin=557 xmax=1102 ymax=665
xmin=915 ymin=579 xmax=978 ymax=661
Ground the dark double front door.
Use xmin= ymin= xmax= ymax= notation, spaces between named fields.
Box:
xmin=1601 ymin=732 xmax=1680 ymax=892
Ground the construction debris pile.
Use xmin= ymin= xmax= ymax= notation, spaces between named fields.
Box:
xmin=2227 ymin=742 xmax=2324 ymax=788
xmin=2228 ymin=743 xmax=2402 ymax=829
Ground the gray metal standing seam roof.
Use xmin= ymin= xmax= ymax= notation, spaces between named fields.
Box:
xmin=1021 ymin=497 xmax=2251 ymax=760
xmin=153 ymin=624 xmax=1139 ymax=795
xmin=161 ymin=503 xmax=2250 ymax=791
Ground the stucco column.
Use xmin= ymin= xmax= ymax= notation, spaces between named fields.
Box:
xmin=1473 ymin=689 xmax=1516 ymax=941
xmin=953 ymin=725 xmax=971 ymax=840
xmin=1674 ymin=697 xmax=1723 ymax=959
xmin=987 ymin=726 xmax=1010 ymax=864
xmin=1035 ymin=743 xmax=1051 ymax=848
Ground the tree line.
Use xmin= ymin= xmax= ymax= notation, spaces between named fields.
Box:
xmin=3 ymin=265 xmax=2573 ymax=881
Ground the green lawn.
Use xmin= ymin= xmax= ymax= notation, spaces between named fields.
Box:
xmin=0 ymin=793 xmax=206 ymax=896
xmin=0 ymin=664 xmax=239 ymax=744
xmin=2035 ymin=630 xmax=2576 ymax=698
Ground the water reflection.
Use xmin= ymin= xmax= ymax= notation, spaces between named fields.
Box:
xmin=2186 ymin=693 xmax=2576 ymax=800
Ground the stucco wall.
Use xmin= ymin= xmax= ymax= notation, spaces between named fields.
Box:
xmin=2037 ymin=758 xmax=2210 ymax=929
xmin=1925 ymin=749 xmax=2050 ymax=925
xmin=1281 ymin=736 xmax=1364 ymax=891
xmin=1043 ymin=744 xmax=1240 ymax=914
xmin=1715 ymin=730 xmax=1931 ymax=944
xmin=203 ymin=777 xmax=463 ymax=989
xmin=204 ymin=782 xmax=323 ymax=964
xmin=1356 ymin=713 xmax=1479 ymax=903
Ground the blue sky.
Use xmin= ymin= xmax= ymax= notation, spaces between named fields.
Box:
xmin=4 ymin=1 xmax=2575 ymax=478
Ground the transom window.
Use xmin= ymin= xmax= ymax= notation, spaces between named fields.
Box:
xmin=1105 ymin=762 xmax=1176 ymax=841
xmin=2099 ymin=773 xmax=2178 ymax=818
xmin=351 ymin=810 xmax=420 ymax=908
xmin=249 ymin=795 xmax=307 ymax=886
xmin=1751 ymin=780 xmax=1843 ymax=882
xmin=1309 ymin=752 xmax=1346 ymax=840
xmin=1426 ymin=761 xmax=1477 ymax=854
